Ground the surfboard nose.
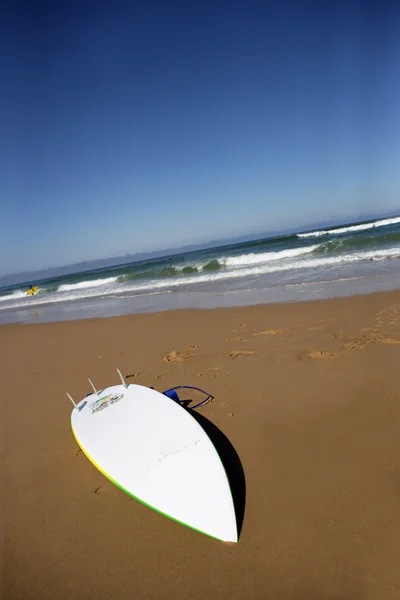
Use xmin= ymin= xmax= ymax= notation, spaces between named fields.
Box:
xmin=71 ymin=383 xmax=239 ymax=543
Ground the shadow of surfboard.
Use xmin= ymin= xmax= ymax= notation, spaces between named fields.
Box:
xmin=185 ymin=407 xmax=246 ymax=540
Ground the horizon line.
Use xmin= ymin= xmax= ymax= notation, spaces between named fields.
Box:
xmin=1 ymin=209 xmax=398 ymax=285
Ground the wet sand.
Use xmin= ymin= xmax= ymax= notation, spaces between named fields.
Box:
xmin=3 ymin=291 xmax=400 ymax=599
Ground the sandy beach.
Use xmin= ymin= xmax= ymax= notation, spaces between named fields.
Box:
xmin=3 ymin=290 xmax=400 ymax=599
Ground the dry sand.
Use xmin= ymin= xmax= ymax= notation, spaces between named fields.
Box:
xmin=3 ymin=291 xmax=400 ymax=599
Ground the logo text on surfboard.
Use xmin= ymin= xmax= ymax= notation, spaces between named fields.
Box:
xmin=89 ymin=393 xmax=124 ymax=414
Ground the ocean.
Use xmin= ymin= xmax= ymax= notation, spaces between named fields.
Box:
xmin=1 ymin=215 xmax=400 ymax=324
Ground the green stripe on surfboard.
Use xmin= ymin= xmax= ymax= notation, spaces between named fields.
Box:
xmin=71 ymin=422 xmax=232 ymax=542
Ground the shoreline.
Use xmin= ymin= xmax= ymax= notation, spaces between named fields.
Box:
xmin=2 ymin=287 xmax=400 ymax=328
xmin=1 ymin=274 xmax=400 ymax=325
xmin=4 ymin=288 xmax=400 ymax=599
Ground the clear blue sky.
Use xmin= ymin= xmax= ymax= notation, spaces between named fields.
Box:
xmin=2 ymin=0 xmax=400 ymax=274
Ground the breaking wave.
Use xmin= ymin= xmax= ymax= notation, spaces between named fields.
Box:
xmin=1 ymin=244 xmax=399 ymax=312
xmin=1 ymin=213 xmax=399 ymax=317
xmin=224 ymin=246 xmax=318 ymax=267
xmin=298 ymin=216 xmax=400 ymax=238
xmin=57 ymin=277 xmax=118 ymax=292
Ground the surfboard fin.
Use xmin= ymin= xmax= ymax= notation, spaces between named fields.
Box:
xmin=117 ymin=368 xmax=128 ymax=388
xmin=66 ymin=392 xmax=77 ymax=408
xmin=88 ymin=378 xmax=99 ymax=395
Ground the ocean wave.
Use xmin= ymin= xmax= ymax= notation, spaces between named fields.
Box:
xmin=0 ymin=281 xmax=123 ymax=311
xmin=118 ymin=251 xmax=314 ymax=281
xmin=117 ymin=263 xmax=212 ymax=282
xmin=314 ymin=230 xmax=400 ymax=254
xmin=112 ymin=245 xmax=400 ymax=294
xmin=0 ymin=286 xmax=57 ymax=303
xmin=297 ymin=230 xmax=329 ymax=239
xmin=215 ymin=233 xmax=299 ymax=255
xmin=0 ymin=289 xmax=28 ymax=303
xmin=57 ymin=277 xmax=118 ymax=292
xmin=1 ymin=245 xmax=399 ymax=313
xmin=298 ymin=215 xmax=400 ymax=238
xmin=224 ymin=245 xmax=318 ymax=267
xmin=201 ymin=259 xmax=221 ymax=271
xmin=0 ymin=286 xmax=53 ymax=302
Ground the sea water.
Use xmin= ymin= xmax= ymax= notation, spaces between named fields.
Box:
xmin=1 ymin=215 xmax=400 ymax=323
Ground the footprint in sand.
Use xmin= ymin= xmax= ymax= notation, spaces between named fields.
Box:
xmin=376 ymin=308 xmax=399 ymax=326
xmin=343 ymin=333 xmax=400 ymax=351
xmin=304 ymin=350 xmax=339 ymax=360
xmin=162 ymin=346 xmax=198 ymax=363
xmin=155 ymin=370 xmax=171 ymax=379
xmin=162 ymin=351 xmax=183 ymax=363
xmin=227 ymin=350 xmax=256 ymax=359
xmin=378 ymin=337 xmax=400 ymax=345
xmin=252 ymin=328 xmax=292 ymax=336
xmin=227 ymin=336 xmax=248 ymax=342
xmin=343 ymin=340 xmax=369 ymax=351
xmin=332 ymin=330 xmax=347 ymax=339
xmin=208 ymin=366 xmax=228 ymax=378
xmin=304 ymin=317 xmax=400 ymax=358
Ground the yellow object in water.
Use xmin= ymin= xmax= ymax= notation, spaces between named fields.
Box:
xmin=26 ymin=286 xmax=39 ymax=296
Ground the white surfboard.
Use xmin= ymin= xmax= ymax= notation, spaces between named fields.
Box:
xmin=70 ymin=376 xmax=237 ymax=543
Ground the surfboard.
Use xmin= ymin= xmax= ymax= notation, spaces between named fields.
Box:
xmin=70 ymin=376 xmax=238 ymax=542
xmin=26 ymin=286 xmax=39 ymax=296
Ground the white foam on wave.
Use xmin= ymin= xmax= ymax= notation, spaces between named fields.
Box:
xmin=1 ymin=246 xmax=399 ymax=312
xmin=0 ymin=289 xmax=33 ymax=303
xmin=298 ymin=216 xmax=400 ymax=238
xmin=224 ymin=245 xmax=319 ymax=267
xmin=118 ymin=245 xmax=400 ymax=293
xmin=298 ymin=230 xmax=329 ymax=238
xmin=58 ymin=277 xmax=118 ymax=292
xmin=0 ymin=280 xmax=123 ymax=311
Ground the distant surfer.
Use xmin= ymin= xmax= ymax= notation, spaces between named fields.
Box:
xmin=29 ymin=284 xmax=35 ymax=295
